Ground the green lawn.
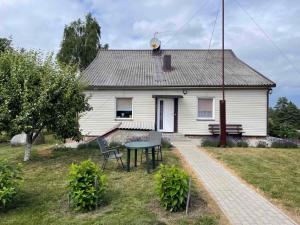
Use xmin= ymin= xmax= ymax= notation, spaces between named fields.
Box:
xmin=0 ymin=141 xmax=219 ymax=225
xmin=206 ymin=147 xmax=300 ymax=217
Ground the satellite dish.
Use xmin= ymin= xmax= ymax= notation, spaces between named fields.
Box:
xmin=150 ymin=37 xmax=161 ymax=50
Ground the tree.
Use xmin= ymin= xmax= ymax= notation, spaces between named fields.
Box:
xmin=57 ymin=13 xmax=108 ymax=70
xmin=0 ymin=37 xmax=13 ymax=53
xmin=0 ymin=50 xmax=91 ymax=161
xmin=268 ymin=97 xmax=300 ymax=138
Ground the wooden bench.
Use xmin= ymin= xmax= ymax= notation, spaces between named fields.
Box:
xmin=208 ymin=124 xmax=244 ymax=136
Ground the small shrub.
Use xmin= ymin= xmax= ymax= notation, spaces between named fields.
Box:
xmin=256 ymin=141 xmax=268 ymax=148
xmin=77 ymin=140 xmax=98 ymax=150
xmin=271 ymin=140 xmax=298 ymax=148
xmin=68 ymin=160 xmax=107 ymax=211
xmin=155 ymin=164 xmax=189 ymax=212
xmin=109 ymin=141 xmax=123 ymax=149
xmin=226 ymin=139 xmax=236 ymax=148
xmin=196 ymin=215 xmax=218 ymax=225
xmin=201 ymin=139 xmax=219 ymax=147
xmin=0 ymin=132 xmax=10 ymax=143
xmin=236 ymin=141 xmax=248 ymax=148
xmin=161 ymin=139 xmax=172 ymax=149
xmin=0 ymin=160 xmax=22 ymax=209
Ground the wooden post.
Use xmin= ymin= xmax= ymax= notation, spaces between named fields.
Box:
xmin=220 ymin=0 xmax=227 ymax=147
xmin=185 ymin=177 xmax=192 ymax=214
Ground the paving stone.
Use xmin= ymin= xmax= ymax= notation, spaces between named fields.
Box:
xmin=172 ymin=140 xmax=298 ymax=225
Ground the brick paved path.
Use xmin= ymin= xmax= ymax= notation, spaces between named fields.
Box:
xmin=173 ymin=139 xmax=298 ymax=225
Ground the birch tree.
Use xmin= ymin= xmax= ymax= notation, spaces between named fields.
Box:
xmin=0 ymin=50 xmax=91 ymax=161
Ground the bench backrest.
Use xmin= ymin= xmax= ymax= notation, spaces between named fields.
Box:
xmin=208 ymin=124 xmax=243 ymax=134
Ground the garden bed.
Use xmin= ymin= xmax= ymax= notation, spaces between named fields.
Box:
xmin=0 ymin=141 xmax=220 ymax=225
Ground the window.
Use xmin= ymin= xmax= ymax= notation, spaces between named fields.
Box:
xmin=198 ymin=98 xmax=214 ymax=119
xmin=116 ymin=98 xmax=132 ymax=118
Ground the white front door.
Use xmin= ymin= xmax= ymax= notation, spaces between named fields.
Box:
xmin=157 ymin=98 xmax=174 ymax=132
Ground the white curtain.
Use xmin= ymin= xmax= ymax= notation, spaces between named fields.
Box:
xmin=116 ymin=98 xmax=132 ymax=111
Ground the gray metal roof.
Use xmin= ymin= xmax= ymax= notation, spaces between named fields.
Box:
xmin=82 ymin=49 xmax=275 ymax=88
xmin=119 ymin=121 xmax=154 ymax=130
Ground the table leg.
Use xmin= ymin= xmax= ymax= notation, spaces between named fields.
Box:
xmin=127 ymin=148 xmax=130 ymax=172
xmin=152 ymin=147 xmax=155 ymax=169
xmin=134 ymin=149 xmax=137 ymax=167
xmin=145 ymin=148 xmax=149 ymax=173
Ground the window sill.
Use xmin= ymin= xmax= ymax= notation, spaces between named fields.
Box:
xmin=196 ymin=118 xmax=215 ymax=121
xmin=115 ymin=118 xmax=133 ymax=121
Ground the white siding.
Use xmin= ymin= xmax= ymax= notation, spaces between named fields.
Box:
xmin=80 ymin=89 xmax=268 ymax=136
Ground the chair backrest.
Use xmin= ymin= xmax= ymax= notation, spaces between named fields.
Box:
xmin=149 ymin=131 xmax=162 ymax=145
xmin=96 ymin=137 xmax=108 ymax=154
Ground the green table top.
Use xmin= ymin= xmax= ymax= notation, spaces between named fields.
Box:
xmin=125 ymin=141 xmax=158 ymax=149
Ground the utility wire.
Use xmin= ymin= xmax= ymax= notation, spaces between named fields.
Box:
xmin=164 ymin=0 xmax=211 ymax=46
xmin=204 ymin=5 xmax=221 ymax=62
xmin=233 ymin=0 xmax=300 ymax=75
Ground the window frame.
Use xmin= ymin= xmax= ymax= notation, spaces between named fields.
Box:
xmin=197 ymin=97 xmax=215 ymax=121
xmin=115 ymin=97 xmax=133 ymax=120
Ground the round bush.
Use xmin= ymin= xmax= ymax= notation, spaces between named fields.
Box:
xmin=68 ymin=160 xmax=107 ymax=211
xmin=0 ymin=160 xmax=22 ymax=209
xmin=155 ymin=164 xmax=189 ymax=212
xmin=236 ymin=141 xmax=248 ymax=148
xmin=256 ymin=141 xmax=268 ymax=148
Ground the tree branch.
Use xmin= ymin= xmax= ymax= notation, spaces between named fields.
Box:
xmin=32 ymin=125 xmax=44 ymax=142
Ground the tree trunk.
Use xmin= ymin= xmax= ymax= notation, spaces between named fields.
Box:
xmin=24 ymin=134 xmax=33 ymax=161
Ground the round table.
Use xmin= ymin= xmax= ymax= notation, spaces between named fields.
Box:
xmin=124 ymin=141 xmax=159 ymax=173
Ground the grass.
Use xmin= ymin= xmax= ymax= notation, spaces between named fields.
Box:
xmin=0 ymin=139 xmax=219 ymax=225
xmin=205 ymin=147 xmax=300 ymax=217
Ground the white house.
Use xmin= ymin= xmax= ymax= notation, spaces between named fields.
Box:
xmin=79 ymin=49 xmax=275 ymax=138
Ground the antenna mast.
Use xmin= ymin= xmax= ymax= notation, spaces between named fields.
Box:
xmin=220 ymin=0 xmax=227 ymax=147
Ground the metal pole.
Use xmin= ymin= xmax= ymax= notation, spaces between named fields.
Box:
xmin=220 ymin=0 xmax=227 ymax=147
xmin=222 ymin=0 xmax=225 ymax=101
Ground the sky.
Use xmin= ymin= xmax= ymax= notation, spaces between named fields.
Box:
xmin=0 ymin=0 xmax=299 ymax=107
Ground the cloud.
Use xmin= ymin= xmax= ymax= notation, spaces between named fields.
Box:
xmin=0 ymin=0 xmax=299 ymax=106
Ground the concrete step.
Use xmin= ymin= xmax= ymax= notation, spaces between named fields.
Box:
xmin=162 ymin=133 xmax=188 ymax=142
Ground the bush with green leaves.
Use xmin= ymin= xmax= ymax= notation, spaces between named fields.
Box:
xmin=226 ymin=139 xmax=236 ymax=148
xmin=201 ymin=139 xmax=219 ymax=147
xmin=0 ymin=160 xmax=22 ymax=209
xmin=236 ymin=141 xmax=248 ymax=148
xmin=256 ymin=141 xmax=268 ymax=148
xmin=109 ymin=141 xmax=123 ymax=149
xmin=155 ymin=164 xmax=189 ymax=212
xmin=271 ymin=140 xmax=298 ymax=149
xmin=77 ymin=140 xmax=98 ymax=150
xmin=161 ymin=139 xmax=172 ymax=149
xmin=68 ymin=160 xmax=107 ymax=211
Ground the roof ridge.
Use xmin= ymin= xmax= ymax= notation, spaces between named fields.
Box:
xmin=97 ymin=49 xmax=234 ymax=51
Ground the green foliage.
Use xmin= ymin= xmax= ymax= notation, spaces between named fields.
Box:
xmin=68 ymin=160 xmax=107 ymax=211
xmin=57 ymin=13 xmax=108 ymax=70
xmin=236 ymin=141 xmax=248 ymax=148
xmin=0 ymin=37 xmax=13 ymax=53
xmin=226 ymin=139 xmax=236 ymax=148
xmin=201 ymin=139 xmax=219 ymax=147
xmin=0 ymin=50 xmax=91 ymax=160
xmin=268 ymin=97 xmax=300 ymax=138
xmin=256 ymin=141 xmax=268 ymax=148
xmin=108 ymin=141 xmax=123 ymax=149
xmin=161 ymin=139 xmax=172 ymax=149
xmin=195 ymin=215 xmax=218 ymax=225
xmin=155 ymin=164 xmax=189 ymax=212
xmin=271 ymin=140 xmax=298 ymax=149
xmin=202 ymin=138 xmax=237 ymax=148
xmin=0 ymin=132 xmax=10 ymax=143
xmin=77 ymin=140 xmax=98 ymax=150
xmin=0 ymin=160 xmax=22 ymax=209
